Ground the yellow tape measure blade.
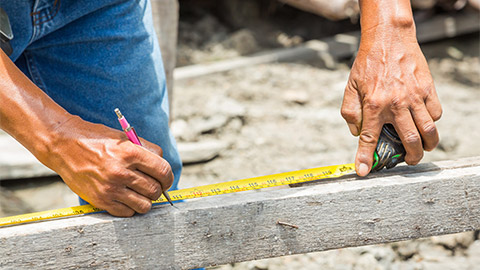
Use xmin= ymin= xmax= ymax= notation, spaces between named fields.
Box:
xmin=0 ymin=204 xmax=102 ymax=227
xmin=154 ymin=163 xmax=355 ymax=203
xmin=1 ymin=163 xmax=356 ymax=227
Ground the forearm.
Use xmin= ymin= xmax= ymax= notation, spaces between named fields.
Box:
xmin=359 ymin=0 xmax=416 ymax=41
xmin=0 ymin=50 xmax=72 ymax=159
xmin=1 ymin=50 xmax=174 ymax=217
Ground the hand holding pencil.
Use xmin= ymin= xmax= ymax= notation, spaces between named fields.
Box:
xmin=115 ymin=108 xmax=174 ymax=206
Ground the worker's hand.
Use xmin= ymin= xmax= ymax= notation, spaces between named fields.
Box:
xmin=341 ymin=24 xmax=442 ymax=177
xmin=1 ymin=48 xmax=172 ymax=217
xmin=39 ymin=116 xmax=173 ymax=217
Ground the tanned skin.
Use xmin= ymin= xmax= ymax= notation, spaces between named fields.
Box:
xmin=341 ymin=0 xmax=442 ymax=176
xmin=0 ymin=0 xmax=442 ymax=216
xmin=0 ymin=50 xmax=173 ymax=217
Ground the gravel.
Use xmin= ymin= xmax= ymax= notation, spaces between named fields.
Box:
xmin=172 ymin=32 xmax=480 ymax=269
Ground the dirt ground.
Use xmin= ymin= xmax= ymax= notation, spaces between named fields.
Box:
xmin=172 ymin=32 xmax=480 ymax=269
xmin=173 ymin=32 xmax=480 ymax=188
xmin=0 ymin=3 xmax=479 ymax=269
xmin=171 ymin=6 xmax=480 ymax=268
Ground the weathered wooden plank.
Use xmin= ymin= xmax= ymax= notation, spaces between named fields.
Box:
xmin=0 ymin=157 xmax=479 ymax=269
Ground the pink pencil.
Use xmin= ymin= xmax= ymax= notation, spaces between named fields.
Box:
xmin=115 ymin=108 xmax=174 ymax=206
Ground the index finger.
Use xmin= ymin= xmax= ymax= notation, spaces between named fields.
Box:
xmin=130 ymin=146 xmax=174 ymax=192
xmin=139 ymin=138 xmax=164 ymax=157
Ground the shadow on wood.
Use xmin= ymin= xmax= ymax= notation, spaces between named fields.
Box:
xmin=0 ymin=157 xmax=479 ymax=269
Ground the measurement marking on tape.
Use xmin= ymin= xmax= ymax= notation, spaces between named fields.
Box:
xmin=0 ymin=163 xmax=355 ymax=227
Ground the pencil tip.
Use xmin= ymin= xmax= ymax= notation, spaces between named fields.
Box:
xmin=163 ymin=191 xmax=174 ymax=206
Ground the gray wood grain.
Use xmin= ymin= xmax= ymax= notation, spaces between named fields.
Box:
xmin=0 ymin=157 xmax=479 ymax=269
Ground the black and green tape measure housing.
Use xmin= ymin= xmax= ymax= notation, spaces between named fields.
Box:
xmin=371 ymin=124 xmax=406 ymax=172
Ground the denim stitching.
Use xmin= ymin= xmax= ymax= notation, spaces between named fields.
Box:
xmin=31 ymin=0 xmax=61 ymax=26
xmin=28 ymin=0 xmax=41 ymax=44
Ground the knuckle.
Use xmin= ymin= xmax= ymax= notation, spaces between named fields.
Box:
xmin=100 ymin=184 xmax=117 ymax=196
xmin=363 ymin=98 xmax=382 ymax=113
xmin=341 ymin=107 xmax=358 ymax=122
xmin=359 ymin=131 xmax=377 ymax=145
xmin=110 ymin=165 xmax=130 ymax=179
xmin=143 ymin=141 xmax=164 ymax=157
xmin=146 ymin=143 xmax=164 ymax=157
xmin=391 ymin=96 xmax=407 ymax=111
xmin=423 ymin=84 xmax=435 ymax=96
xmin=403 ymin=131 xmax=421 ymax=145
xmin=158 ymin=161 xmax=173 ymax=179
xmin=122 ymin=144 xmax=140 ymax=162
xmin=422 ymin=121 xmax=437 ymax=137
xmin=408 ymin=91 xmax=424 ymax=104
xmin=137 ymin=200 xmax=152 ymax=214
xmin=148 ymin=183 xmax=162 ymax=200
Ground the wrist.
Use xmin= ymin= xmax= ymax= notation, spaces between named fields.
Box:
xmin=361 ymin=9 xmax=414 ymax=29
xmin=360 ymin=18 xmax=417 ymax=48
xmin=359 ymin=0 xmax=416 ymax=40
xmin=21 ymin=110 xmax=75 ymax=162
xmin=389 ymin=14 xmax=415 ymax=30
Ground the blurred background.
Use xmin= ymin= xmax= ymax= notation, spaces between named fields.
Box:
xmin=1 ymin=0 xmax=479 ymax=269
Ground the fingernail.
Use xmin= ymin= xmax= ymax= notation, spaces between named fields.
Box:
xmin=358 ymin=163 xmax=369 ymax=176
xmin=348 ymin=124 xmax=359 ymax=136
